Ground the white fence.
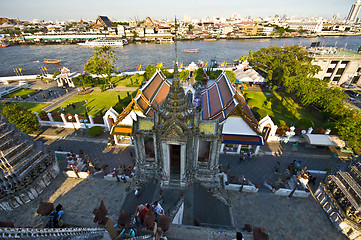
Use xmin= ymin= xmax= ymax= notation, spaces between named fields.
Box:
xmin=34 ymin=112 xmax=106 ymax=129
xmin=0 ymin=84 xmax=29 ymax=98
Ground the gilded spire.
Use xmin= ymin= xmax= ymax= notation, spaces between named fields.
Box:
xmin=158 ymin=16 xmax=192 ymax=119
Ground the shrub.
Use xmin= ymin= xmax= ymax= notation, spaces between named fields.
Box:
xmin=88 ymin=126 xmax=103 ymax=137
xmin=263 ymin=100 xmax=272 ymax=110
xmin=99 ymin=84 xmax=106 ymax=92
xmin=272 ymin=85 xmax=278 ymax=90
xmin=276 ymin=126 xmax=289 ymax=136
xmin=247 ymin=99 xmax=259 ymax=108
xmin=277 ymin=120 xmax=287 ymax=127
xmin=295 ymin=118 xmax=314 ymax=128
xmin=55 ymin=130 xmax=60 ymax=134
xmin=253 ymin=108 xmax=268 ymax=120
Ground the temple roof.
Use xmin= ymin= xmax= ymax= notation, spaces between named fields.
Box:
xmin=200 ymin=72 xmax=259 ymax=129
xmin=96 ymin=16 xmax=113 ymax=28
xmin=115 ymin=69 xmax=259 ymax=134
xmin=133 ymin=70 xmax=171 ymax=115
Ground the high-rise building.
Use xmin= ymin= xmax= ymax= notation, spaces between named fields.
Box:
xmin=346 ymin=0 xmax=361 ymax=23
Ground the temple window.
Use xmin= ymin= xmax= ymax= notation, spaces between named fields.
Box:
xmin=198 ymin=140 xmax=210 ymax=164
xmin=144 ymin=136 xmax=155 ymax=159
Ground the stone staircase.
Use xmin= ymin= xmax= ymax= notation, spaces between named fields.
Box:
xmin=0 ymin=116 xmax=59 ymax=211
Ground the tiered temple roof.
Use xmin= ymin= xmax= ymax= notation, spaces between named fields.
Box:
xmin=112 ymin=69 xmax=260 ymax=137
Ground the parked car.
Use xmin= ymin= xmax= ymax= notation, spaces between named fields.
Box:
xmin=345 ymin=90 xmax=359 ymax=98
xmin=340 ymin=83 xmax=356 ymax=89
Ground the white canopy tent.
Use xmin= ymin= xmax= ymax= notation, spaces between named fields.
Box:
xmin=303 ymin=134 xmax=345 ymax=148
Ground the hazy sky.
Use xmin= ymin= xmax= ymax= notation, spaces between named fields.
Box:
xmin=0 ymin=0 xmax=358 ymax=21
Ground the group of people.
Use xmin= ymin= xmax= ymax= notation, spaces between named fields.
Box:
xmin=240 ymin=151 xmax=252 ymax=162
xmin=134 ymin=201 xmax=165 ymax=225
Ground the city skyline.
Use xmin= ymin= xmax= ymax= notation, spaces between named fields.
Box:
xmin=1 ymin=0 xmax=359 ymax=22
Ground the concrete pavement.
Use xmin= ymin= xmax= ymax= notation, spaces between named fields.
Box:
xmin=0 ymin=127 xmax=348 ymax=239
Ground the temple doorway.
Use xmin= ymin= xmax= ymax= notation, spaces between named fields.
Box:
xmin=169 ymin=144 xmax=181 ymax=179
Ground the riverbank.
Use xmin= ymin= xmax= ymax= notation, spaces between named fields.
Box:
xmin=2 ymin=32 xmax=361 ymax=47
xmin=1 ymin=35 xmax=360 ymax=77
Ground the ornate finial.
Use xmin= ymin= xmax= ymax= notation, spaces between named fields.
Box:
xmin=173 ymin=16 xmax=179 ymax=89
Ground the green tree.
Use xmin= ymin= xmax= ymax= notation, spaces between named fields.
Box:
xmin=194 ymin=68 xmax=206 ymax=82
xmin=84 ymin=46 xmax=118 ymax=80
xmin=225 ymin=70 xmax=236 ymax=82
xmin=337 ymin=115 xmax=361 ymax=149
xmin=144 ymin=64 xmax=157 ymax=80
xmin=179 ymin=70 xmax=190 ymax=81
xmin=1 ymin=104 xmax=40 ymax=134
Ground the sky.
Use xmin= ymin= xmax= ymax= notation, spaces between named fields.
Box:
xmin=0 ymin=0 xmax=359 ymax=21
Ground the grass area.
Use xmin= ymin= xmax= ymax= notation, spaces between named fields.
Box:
xmin=243 ymin=90 xmax=324 ymax=128
xmin=52 ymin=90 xmax=134 ymax=116
xmin=3 ymin=88 xmax=38 ymax=98
xmin=0 ymin=101 xmax=50 ymax=113
xmin=111 ymin=74 xmax=145 ymax=87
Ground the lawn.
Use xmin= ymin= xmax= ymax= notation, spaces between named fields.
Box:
xmin=3 ymin=88 xmax=38 ymax=98
xmin=111 ymin=74 xmax=144 ymax=87
xmin=0 ymin=101 xmax=49 ymax=113
xmin=243 ymin=90 xmax=324 ymax=128
xmin=52 ymin=90 xmax=134 ymax=116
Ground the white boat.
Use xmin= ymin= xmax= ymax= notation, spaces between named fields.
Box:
xmin=78 ymin=38 xmax=128 ymax=46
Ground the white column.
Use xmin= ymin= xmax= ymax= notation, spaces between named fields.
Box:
xmin=220 ymin=143 xmax=225 ymax=153
xmin=34 ymin=112 xmax=41 ymax=122
xmin=60 ymin=113 xmax=67 ymax=124
xmin=89 ymin=115 xmax=94 ymax=125
xmin=114 ymin=135 xmax=119 ymax=145
xmin=180 ymin=144 xmax=186 ymax=187
xmin=161 ymin=143 xmax=170 ymax=186
xmin=47 ymin=113 xmax=54 ymax=123
xmin=74 ymin=114 xmax=81 ymax=125
xmin=254 ymin=146 xmax=260 ymax=155
xmin=307 ymin=127 xmax=313 ymax=134
xmin=237 ymin=145 xmax=242 ymax=154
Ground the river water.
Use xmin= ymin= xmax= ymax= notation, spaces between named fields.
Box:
xmin=0 ymin=36 xmax=360 ymax=77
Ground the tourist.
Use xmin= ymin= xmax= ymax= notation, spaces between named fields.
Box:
xmin=233 ymin=232 xmax=244 ymax=240
xmin=309 ymin=175 xmax=316 ymax=186
xmin=153 ymin=201 xmax=165 ymax=216
xmin=45 ymin=204 xmax=64 ymax=228
xmin=249 ymin=152 xmax=252 ymax=159
xmin=34 ymin=96 xmax=37 ymax=101
xmin=119 ymin=223 xmax=135 ymax=238
xmin=134 ymin=204 xmax=149 ymax=225
xmin=240 ymin=153 xmax=245 ymax=163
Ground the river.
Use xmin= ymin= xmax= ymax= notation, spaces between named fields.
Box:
xmin=0 ymin=36 xmax=360 ymax=77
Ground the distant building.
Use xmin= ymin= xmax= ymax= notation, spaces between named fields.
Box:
xmin=286 ymin=20 xmax=323 ymax=33
xmin=95 ymin=16 xmax=113 ymax=28
xmin=346 ymin=0 xmax=361 ymax=23
xmin=312 ymin=48 xmax=361 ymax=85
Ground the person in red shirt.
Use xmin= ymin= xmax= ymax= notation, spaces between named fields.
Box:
xmin=135 ymin=204 xmax=148 ymax=225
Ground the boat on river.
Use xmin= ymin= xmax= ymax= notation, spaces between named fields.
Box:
xmin=204 ymin=38 xmax=216 ymax=42
xmin=184 ymin=49 xmax=199 ymax=53
xmin=78 ymin=38 xmax=128 ymax=47
xmin=43 ymin=59 xmax=61 ymax=64
xmin=0 ymin=42 xmax=9 ymax=48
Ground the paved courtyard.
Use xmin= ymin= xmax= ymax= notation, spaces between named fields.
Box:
xmin=0 ymin=129 xmax=349 ymax=239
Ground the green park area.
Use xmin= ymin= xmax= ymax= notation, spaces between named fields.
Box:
xmin=52 ymin=90 xmax=134 ymax=117
xmin=244 ymin=90 xmax=324 ymax=128
xmin=3 ymin=88 xmax=38 ymax=99
xmin=0 ymin=101 xmax=49 ymax=114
